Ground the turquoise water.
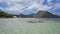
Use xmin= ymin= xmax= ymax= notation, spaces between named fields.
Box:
xmin=0 ymin=18 xmax=60 ymax=34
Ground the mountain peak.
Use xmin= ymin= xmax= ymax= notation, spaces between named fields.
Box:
xmin=32 ymin=11 xmax=60 ymax=18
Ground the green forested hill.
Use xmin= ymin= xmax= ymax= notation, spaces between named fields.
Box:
xmin=0 ymin=10 xmax=13 ymax=18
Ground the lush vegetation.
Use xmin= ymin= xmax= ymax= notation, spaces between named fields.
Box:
xmin=0 ymin=10 xmax=13 ymax=18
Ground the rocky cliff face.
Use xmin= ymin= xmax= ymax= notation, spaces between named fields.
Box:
xmin=32 ymin=11 xmax=60 ymax=18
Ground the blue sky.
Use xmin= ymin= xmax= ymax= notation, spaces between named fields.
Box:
xmin=0 ymin=0 xmax=60 ymax=16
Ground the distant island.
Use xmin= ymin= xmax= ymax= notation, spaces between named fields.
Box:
xmin=0 ymin=10 xmax=60 ymax=18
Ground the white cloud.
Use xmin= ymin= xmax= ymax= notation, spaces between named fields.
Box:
xmin=54 ymin=3 xmax=60 ymax=8
xmin=0 ymin=0 xmax=2 ymax=1
xmin=38 ymin=0 xmax=45 ymax=5
xmin=0 ymin=7 xmax=3 ymax=10
xmin=5 ymin=3 xmax=25 ymax=12
xmin=0 ymin=0 xmax=53 ymax=14
xmin=47 ymin=0 xmax=52 ymax=2
xmin=4 ymin=0 xmax=23 ymax=6
xmin=25 ymin=2 xmax=41 ymax=10
xmin=1 ymin=0 xmax=34 ymax=5
xmin=25 ymin=2 xmax=52 ymax=11
xmin=24 ymin=2 xmax=52 ymax=13
xmin=0 ymin=0 xmax=46 ymax=6
xmin=0 ymin=0 xmax=3 ymax=3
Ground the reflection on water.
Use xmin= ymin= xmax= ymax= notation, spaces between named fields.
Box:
xmin=0 ymin=18 xmax=60 ymax=34
xmin=28 ymin=20 xmax=44 ymax=23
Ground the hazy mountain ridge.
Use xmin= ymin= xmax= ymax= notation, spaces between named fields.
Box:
xmin=32 ymin=11 xmax=60 ymax=18
xmin=0 ymin=10 xmax=60 ymax=18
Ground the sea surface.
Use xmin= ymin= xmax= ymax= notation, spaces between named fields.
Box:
xmin=0 ymin=18 xmax=60 ymax=34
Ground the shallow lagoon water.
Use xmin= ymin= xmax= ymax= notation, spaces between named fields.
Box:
xmin=0 ymin=18 xmax=60 ymax=34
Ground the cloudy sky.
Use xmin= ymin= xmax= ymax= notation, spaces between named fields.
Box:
xmin=0 ymin=0 xmax=60 ymax=15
